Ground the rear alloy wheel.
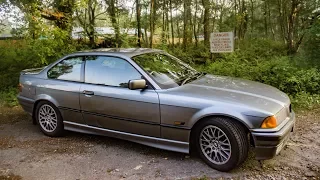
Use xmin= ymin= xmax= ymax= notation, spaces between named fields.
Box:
xmin=194 ymin=117 xmax=249 ymax=172
xmin=36 ymin=101 xmax=64 ymax=137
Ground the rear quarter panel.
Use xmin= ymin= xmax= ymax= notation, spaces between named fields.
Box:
xmin=19 ymin=62 xmax=84 ymax=124
xmin=19 ymin=75 xmax=38 ymax=99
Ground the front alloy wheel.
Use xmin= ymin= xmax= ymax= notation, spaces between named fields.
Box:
xmin=199 ymin=125 xmax=232 ymax=165
xmin=194 ymin=117 xmax=249 ymax=172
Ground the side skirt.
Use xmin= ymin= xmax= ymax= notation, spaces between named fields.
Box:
xmin=63 ymin=121 xmax=190 ymax=154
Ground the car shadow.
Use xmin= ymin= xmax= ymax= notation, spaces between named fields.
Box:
xmin=0 ymin=111 xmax=260 ymax=174
xmin=62 ymin=127 xmax=260 ymax=173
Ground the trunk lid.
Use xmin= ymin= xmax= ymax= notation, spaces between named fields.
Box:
xmin=21 ymin=66 xmax=47 ymax=75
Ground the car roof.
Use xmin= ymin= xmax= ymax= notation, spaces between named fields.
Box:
xmin=77 ymin=48 xmax=164 ymax=58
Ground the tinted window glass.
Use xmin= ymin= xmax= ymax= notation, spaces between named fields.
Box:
xmin=85 ymin=56 xmax=141 ymax=88
xmin=47 ymin=57 xmax=83 ymax=82
xmin=132 ymin=53 xmax=198 ymax=89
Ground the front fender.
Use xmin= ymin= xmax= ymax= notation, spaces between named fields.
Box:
xmin=189 ymin=106 xmax=265 ymax=129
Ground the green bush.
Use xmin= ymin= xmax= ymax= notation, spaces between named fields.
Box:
xmin=298 ymin=20 xmax=320 ymax=68
xmin=200 ymin=56 xmax=320 ymax=95
xmin=290 ymin=92 xmax=320 ymax=110
xmin=163 ymin=39 xmax=287 ymax=65
xmin=0 ymin=31 xmax=85 ymax=91
xmin=0 ymin=37 xmax=319 ymax=110
xmin=184 ymin=39 xmax=320 ymax=110
xmin=0 ymin=88 xmax=18 ymax=107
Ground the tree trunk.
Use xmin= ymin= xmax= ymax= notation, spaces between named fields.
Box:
xmin=28 ymin=16 xmax=38 ymax=39
xmin=250 ymin=0 xmax=254 ymax=36
xmin=198 ymin=10 xmax=202 ymax=41
xmin=144 ymin=24 xmax=149 ymax=46
xmin=166 ymin=2 xmax=169 ymax=43
xmin=277 ymin=0 xmax=287 ymax=43
xmin=162 ymin=0 xmax=166 ymax=43
xmin=267 ymin=0 xmax=275 ymax=40
xmin=136 ymin=0 xmax=142 ymax=47
xmin=219 ymin=0 xmax=225 ymax=31
xmin=193 ymin=0 xmax=199 ymax=47
xmin=177 ymin=18 xmax=181 ymax=44
xmin=287 ymin=0 xmax=299 ymax=54
xmin=149 ymin=0 xmax=156 ymax=48
xmin=183 ymin=0 xmax=192 ymax=49
xmin=202 ymin=0 xmax=210 ymax=46
xmin=264 ymin=0 xmax=268 ymax=37
xmin=169 ymin=0 xmax=174 ymax=45
xmin=109 ymin=0 xmax=120 ymax=47
xmin=143 ymin=4 xmax=149 ymax=46
xmin=88 ymin=0 xmax=95 ymax=47
xmin=239 ymin=0 xmax=248 ymax=39
xmin=234 ymin=0 xmax=238 ymax=38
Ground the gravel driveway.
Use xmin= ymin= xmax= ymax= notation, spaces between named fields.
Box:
xmin=0 ymin=106 xmax=319 ymax=180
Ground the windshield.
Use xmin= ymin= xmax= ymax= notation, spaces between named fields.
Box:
xmin=132 ymin=53 xmax=201 ymax=89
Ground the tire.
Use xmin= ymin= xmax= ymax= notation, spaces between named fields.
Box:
xmin=194 ymin=117 xmax=249 ymax=172
xmin=35 ymin=101 xmax=64 ymax=137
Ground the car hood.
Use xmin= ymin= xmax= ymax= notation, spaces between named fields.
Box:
xmin=169 ymin=74 xmax=290 ymax=115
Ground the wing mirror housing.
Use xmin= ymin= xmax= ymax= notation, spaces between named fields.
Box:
xmin=128 ymin=79 xmax=147 ymax=90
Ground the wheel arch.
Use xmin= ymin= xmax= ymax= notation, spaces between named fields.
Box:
xmin=190 ymin=114 xmax=250 ymax=134
xmin=189 ymin=114 xmax=251 ymax=153
xmin=32 ymin=95 xmax=60 ymax=124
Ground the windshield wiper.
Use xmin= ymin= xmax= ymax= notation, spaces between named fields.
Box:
xmin=180 ymin=72 xmax=206 ymax=85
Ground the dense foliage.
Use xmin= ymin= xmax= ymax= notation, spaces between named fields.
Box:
xmin=0 ymin=36 xmax=320 ymax=109
xmin=0 ymin=0 xmax=319 ymax=110
xmin=165 ymin=39 xmax=320 ymax=109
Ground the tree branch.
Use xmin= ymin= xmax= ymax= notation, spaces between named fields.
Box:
xmin=38 ymin=7 xmax=65 ymax=21
xmin=96 ymin=18 xmax=108 ymax=20
xmin=94 ymin=10 xmax=108 ymax=18
xmin=75 ymin=10 xmax=90 ymax=37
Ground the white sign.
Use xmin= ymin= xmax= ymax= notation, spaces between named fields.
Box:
xmin=210 ymin=32 xmax=234 ymax=53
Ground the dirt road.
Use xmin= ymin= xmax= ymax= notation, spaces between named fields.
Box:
xmin=0 ymin=106 xmax=319 ymax=180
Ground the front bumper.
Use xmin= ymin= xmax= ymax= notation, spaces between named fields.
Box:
xmin=251 ymin=111 xmax=295 ymax=160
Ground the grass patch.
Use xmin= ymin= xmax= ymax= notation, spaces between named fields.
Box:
xmin=290 ymin=93 xmax=320 ymax=111
xmin=0 ymin=173 xmax=22 ymax=180
xmin=0 ymin=88 xmax=18 ymax=107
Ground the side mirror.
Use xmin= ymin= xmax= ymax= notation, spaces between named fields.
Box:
xmin=128 ymin=79 xmax=147 ymax=90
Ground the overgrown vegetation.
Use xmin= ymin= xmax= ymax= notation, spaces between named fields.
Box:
xmin=0 ymin=37 xmax=320 ymax=110
xmin=0 ymin=0 xmax=319 ymax=110
xmin=165 ymin=39 xmax=320 ymax=110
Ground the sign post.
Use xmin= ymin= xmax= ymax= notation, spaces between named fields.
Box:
xmin=209 ymin=32 xmax=234 ymax=60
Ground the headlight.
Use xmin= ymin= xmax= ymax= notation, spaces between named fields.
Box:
xmin=261 ymin=116 xmax=277 ymax=128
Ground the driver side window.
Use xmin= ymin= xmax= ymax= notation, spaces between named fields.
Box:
xmin=85 ymin=56 xmax=142 ymax=88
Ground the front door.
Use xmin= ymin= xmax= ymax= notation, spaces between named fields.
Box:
xmin=79 ymin=55 xmax=160 ymax=137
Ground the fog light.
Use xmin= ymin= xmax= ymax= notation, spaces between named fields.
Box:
xmin=261 ymin=116 xmax=277 ymax=128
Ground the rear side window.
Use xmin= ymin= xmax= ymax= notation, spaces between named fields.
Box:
xmin=85 ymin=56 xmax=141 ymax=88
xmin=47 ymin=57 xmax=83 ymax=82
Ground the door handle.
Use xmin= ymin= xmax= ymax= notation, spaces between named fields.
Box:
xmin=82 ymin=90 xmax=94 ymax=95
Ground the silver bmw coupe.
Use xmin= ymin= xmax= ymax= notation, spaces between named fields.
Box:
xmin=18 ymin=48 xmax=295 ymax=171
